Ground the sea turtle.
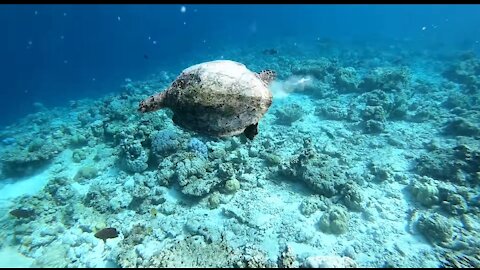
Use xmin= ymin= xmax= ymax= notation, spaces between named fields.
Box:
xmin=138 ymin=60 xmax=276 ymax=140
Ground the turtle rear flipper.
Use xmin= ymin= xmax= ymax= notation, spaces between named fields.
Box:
xmin=258 ymin=70 xmax=277 ymax=86
xmin=244 ymin=123 xmax=258 ymax=140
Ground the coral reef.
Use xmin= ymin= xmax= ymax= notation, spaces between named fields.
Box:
xmin=120 ymin=139 xmax=149 ymax=173
xmin=319 ymin=205 xmax=350 ymax=235
xmin=443 ymin=117 xmax=480 ymax=137
xmin=442 ymin=51 xmax=480 ymax=93
xmin=416 ymin=213 xmax=453 ymax=244
xmin=415 ymin=143 xmax=480 ymax=186
xmin=277 ymin=245 xmax=299 ymax=268
xmin=315 ymin=100 xmax=350 ymax=120
xmin=291 ymin=58 xmax=336 ymax=81
xmin=279 ymin=138 xmax=346 ymax=197
xmin=275 ymin=102 xmax=306 ymax=125
xmin=0 ymin=137 xmax=63 ymax=178
xmin=340 ymin=181 xmax=364 ymax=211
xmin=151 ymin=129 xmax=182 ymax=159
xmin=408 ymin=176 xmax=440 ymax=207
xmin=299 ymin=195 xmax=328 ymax=216
xmin=188 ymin=138 xmax=208 ymax=159
xmin=224 ymin=178 xmax=241 ymax=193
xmin=334 ymin=67 xmax=360 ymax=93
xmin=74 ymin=166 xmax=98 ymax=182
xmin=1 ymin=41 xmax=479 ymax=269
xmin=359 ymin=66 xmax=411 ymax=92
xmin=441 ymin=193 xmax=468 ymax=216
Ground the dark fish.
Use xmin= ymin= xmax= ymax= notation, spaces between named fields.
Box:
xmin=9 ymin=209 xmax=35 ymax=219
xmin=144 ymin=54 xmax=149 ymax=60
xmin=94 ymin=227 xmax=119 ymax=243
xmin=262 ymin=48 xmax=278 ymax=55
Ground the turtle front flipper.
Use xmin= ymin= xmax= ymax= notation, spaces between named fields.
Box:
xmin=244 ymin=123 xmax=258 ymax=140
xmin=138 ymin=90 xmax=169 ymax=113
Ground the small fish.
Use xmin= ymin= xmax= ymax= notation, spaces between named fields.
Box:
xmin=94 ymin=227 xmax=119 ymax=243
xmin=262 ymin=48 xmax=278 ymax=55
xmin=2 ymin=137 xmax=16 ymax=145
xmin=9 ymin=209 xmax=35 ymax=219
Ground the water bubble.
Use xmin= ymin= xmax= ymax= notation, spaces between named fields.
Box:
xmin=28 ymin=40 xmax=33 ymax=45
xmin=202 ymin=40 xmax=206 ymax=43
xmin=194 ymin=9 xmax=198 ymax=12
xmin=34 ymin=10 xmax=38 ymax=15
xmin=421 ymin=26 xmax=426 ymax=31
xmin=153 ymin=40 xmax=157 ymax=45
xmin=60 ymin=35 xmax=64 ymax=40
xmin=92 ymin=78 xmax=96 ymax=81
xmin=63 ymin=12 xmax=67 ymax=16
xmin=148 ymin=36 xmax=151 ymax=40
xmin=180 ymin=6 xmax=186 ymax=13
xmin=183 ymin=21 xmax=186 ymax=25
xmin=64 ymin=60 xmax=68 ymax=64
xmin=117 ymin=16 xmax=121 ymax=21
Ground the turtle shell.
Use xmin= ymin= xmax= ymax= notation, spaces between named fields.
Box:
xmin=161 ymin=60 xmax=274 ymax=138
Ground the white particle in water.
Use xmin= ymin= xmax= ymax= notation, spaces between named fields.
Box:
xmin=180 ymin=6 xmax=186 ymax=13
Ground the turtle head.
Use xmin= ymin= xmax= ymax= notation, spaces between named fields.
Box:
xmin=258 ymin=69 xmax=277 ymax=86
xmin=138 ymin=91 xmax=168 ymax=113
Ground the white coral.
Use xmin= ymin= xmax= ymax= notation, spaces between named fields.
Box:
xmin=304 ymin=255 xmax=357 ymax=268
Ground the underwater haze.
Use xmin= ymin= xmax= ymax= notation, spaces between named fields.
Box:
xmin=0 ymin=3 xmax=480 ymax=268
xmin=1 ymin=4 xmax=480 ymax=127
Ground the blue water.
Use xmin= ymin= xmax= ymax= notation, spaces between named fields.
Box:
xmin=1 ymin=4 xmax=479 ymax=127
xmin=0 ymin=4 xmax=480 ymax=268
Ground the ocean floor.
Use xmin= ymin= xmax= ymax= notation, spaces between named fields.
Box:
xmin=0 ymin=41 xmax=479 ymax=268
